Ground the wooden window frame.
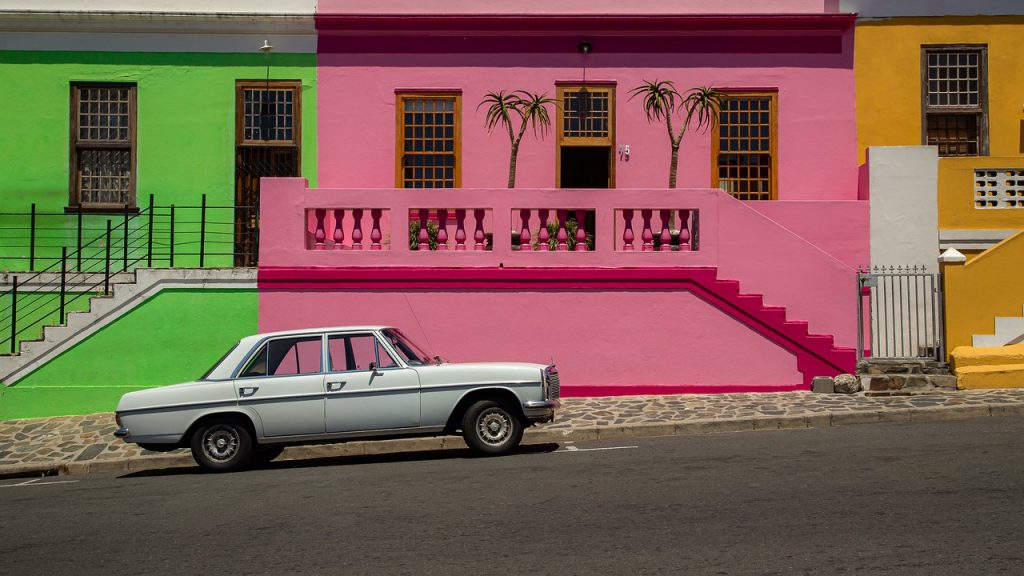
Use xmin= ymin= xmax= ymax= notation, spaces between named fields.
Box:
xmin=235 ymin=80 xmax=302 ymax=148
xmin=68 ymin=82 xmax=137 ymax=212
xmin=395 ymin=91 xmax=462 ymax=188
xmin=555 ymin=83 xmax=616 ymax=188
xmin=920 ymin=44 xmax=989 ymax=157
xmin=711 ymin=90 xmax=778 ymax=201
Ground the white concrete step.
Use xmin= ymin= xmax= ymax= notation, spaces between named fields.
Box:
xmin=972 ymin=305 xmax=1024 ymax=347
xmin=1 ymin=268 xmax=256 ymax=385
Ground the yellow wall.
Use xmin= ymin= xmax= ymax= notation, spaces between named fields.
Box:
xmin=857 ymin=16 xmax=1024 ymax=165
xmin=942 ymin=229 xmax=1024 ymax=356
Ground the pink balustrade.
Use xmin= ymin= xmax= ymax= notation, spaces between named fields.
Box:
xmin=615 ymin=209 xmax=699 ymax=252
xmin=409 ymin=208 xmax=494 ymax=251
xmin=305 ymin=208 xmax=392 ymax=251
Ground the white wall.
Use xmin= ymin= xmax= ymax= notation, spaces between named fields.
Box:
xmin=868 ymin=146 xmax=939 ymax=271
xmin=842 ymin=0 xmax=1024 ymax=18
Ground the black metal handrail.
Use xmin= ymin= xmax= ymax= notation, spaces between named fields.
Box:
xmin=1 ymin=195 xmax=258 ymax=356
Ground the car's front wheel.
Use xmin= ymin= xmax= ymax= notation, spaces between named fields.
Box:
xmin=190 ymin=419 xmax=253 ymax=472
xmin=461 ymin=400 xmax=524 ymax=456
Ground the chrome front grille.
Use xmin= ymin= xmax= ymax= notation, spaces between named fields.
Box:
xmin=546 ymin=368 xmax=560 ymax=400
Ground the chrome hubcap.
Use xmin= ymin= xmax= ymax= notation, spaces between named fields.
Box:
xmin=203 ymin=425 xmax=239 ymax=462
xmin=477 ymin=409 xmax=511 ymax=445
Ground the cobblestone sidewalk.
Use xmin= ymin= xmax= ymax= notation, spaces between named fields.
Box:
xmin=3 ymin=389 xmax=1024 ymax=477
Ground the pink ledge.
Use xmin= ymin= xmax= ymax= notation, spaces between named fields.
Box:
xmin=561 ymin=384 xmax=808 ymax=397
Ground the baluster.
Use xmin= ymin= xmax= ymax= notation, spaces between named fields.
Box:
xmin=575 ymin=209 xmax=587 ymax=252
xmin=474 ymin=209 xmax=486 ymax=251
xmin=455 ymin=209 xmax=467 ymax=251
xmin=332 ymin=209 xmax=346 ymax=249
xmin=351 ymin=208 xmax=364 ymax=250
xmin=677 ymin=209 xmax=691 ymax=252
xmin=659 ymin=209 xmax=672 ymax=252
xmin=641 ymin=209 xmax=654 ymax=252
xmin=537 ymin=209 xmax=550 ymax=252
xmin=622 ymin=209 xmax=635 ymax=251
xmin=556 ymin=209 xmax=569 ymax=251
xmin=519 ymin=209 xmax=531 ymax=251
xmin=436 ymin=209 xmax=449 ymax=250
xmin=314 ymin=209 xmax=327 ymax=250
xmin=418 ymin=209 xmax=430 ymax=251
xmin=370 ymin=209 xmax=383 ymax=251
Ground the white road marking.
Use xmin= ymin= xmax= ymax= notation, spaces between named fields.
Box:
xmin=0 ymin=477 xmax=79 ymax=488
xmin=555 ymin=445 xmax=639 ymax=453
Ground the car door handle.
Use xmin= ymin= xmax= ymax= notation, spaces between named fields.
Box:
xmin=239 ymin=386 xmax=259 ymax=398
xmin=326 ymin=381 xmax=346 ymax=392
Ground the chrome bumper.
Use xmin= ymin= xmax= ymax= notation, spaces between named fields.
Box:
xmin=522 ymin=399 xmax=560 ymax=422
xmin=114 ymin=427 xmax=130 ymax=438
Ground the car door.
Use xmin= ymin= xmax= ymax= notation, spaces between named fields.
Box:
xmin=234 ymin=334 xmax=326 ymax=437
xmin=324 ymin=332 xmax=421 ymax=433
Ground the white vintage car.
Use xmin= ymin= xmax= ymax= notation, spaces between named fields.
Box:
xmin=114 ymin=326 xmax=560 ymax=472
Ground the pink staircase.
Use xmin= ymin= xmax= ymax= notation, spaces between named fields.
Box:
xmin=686 ymin=268 xmax=857 ymax=387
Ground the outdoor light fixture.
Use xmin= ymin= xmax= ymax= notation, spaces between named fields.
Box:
xmin=258 ymin=40 xmax=275 ymax=138
xmin=577 ymin=41 xmax=593 ymax=120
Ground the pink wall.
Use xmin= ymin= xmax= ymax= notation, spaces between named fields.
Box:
xmin=258 ymin=288 xmax=804 ymax=391
xmin=315 ymin=17 xmax=856 ymax=201
xmin=319 ymin=0 xmax=840 ymax=16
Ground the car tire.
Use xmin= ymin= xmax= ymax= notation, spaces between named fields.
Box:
xmin=461 ymin=400 xmax=523 ymax=456
xmin=251 ymin=445 xmax=285 ymax=465
xmin=190 ymin=419 xmax=253 ymax=472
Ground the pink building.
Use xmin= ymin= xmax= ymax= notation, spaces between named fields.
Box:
xmin=258 ymin=0 xmax=868 ymax=396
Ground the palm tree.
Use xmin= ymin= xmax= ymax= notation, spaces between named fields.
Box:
xmin=479 ymin=90 xmax=555 ymax=188
xmin=629 ymin=81 xmax=724 ymax=188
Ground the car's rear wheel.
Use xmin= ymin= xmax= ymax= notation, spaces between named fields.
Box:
xmin=461 ymin=400 xmax=523 ymax=456
xmin=190 ymin=420 xmax=253 ymax=472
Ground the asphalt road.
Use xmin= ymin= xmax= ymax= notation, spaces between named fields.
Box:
xmin=2 ymin=417 xmax=1023 ymax=576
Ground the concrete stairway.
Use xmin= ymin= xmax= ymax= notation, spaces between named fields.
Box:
xmin=972 ymin=306 xmax=1024 ymax=347
xmin=0 ymin=268 xmax=255 ymax=385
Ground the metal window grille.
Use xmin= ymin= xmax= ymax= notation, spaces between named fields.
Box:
xmin=562 ymin=89 xmax=610 ymax=139
xmin=716 ymin=96 xmax=773 ymax=201
xmin=72 ymin=84 xmax=135 ymax=207
xmin=243 ymin=88 xmax=295 ymax=142
xmin=923 ymin=47 xmax=986 ymax=157
xmin=973 ymin=169 xmax=1024 ymax=209
xmin=400 ymin=96 xmax=458 ymax=189
xmin=857 ymin=266 xmax=944 ymax=362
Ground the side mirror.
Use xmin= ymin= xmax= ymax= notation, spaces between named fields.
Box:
xmin=369 ymin=362 xmax=383 ymax=375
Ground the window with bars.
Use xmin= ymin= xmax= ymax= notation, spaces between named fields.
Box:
xmin=922 ymin=46 xmax=987 ymax=157
xmin=236 ymin=81 xmax=301 ymax=146
xmin=70 ymin=83 xmax=136 ymax=209
xmin=396 ymin=93 xmax=460 ymax=188
xmin=557 ymin=85 xmax=614 ymax=145
xmin=712 ymin=92 xmax=777 ymax=201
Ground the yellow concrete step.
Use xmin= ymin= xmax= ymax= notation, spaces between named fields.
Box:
xmin=950 ymin=344 xmax=1024 ymax=370
xmin=955 ymin=364 xmax=1024 ymax=390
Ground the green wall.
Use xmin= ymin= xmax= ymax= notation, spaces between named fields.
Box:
xmin=0 ymin=50 xmax=317 ymax=271
xmin=0 ymin=288 xmax=257 ymax=419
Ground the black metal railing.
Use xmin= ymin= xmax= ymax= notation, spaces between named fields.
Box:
xmin=0 ymin=195 xmax=257 ymax=356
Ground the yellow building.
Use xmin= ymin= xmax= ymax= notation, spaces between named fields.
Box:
xmin=849 ymin=0 xmax=1024 ymax=372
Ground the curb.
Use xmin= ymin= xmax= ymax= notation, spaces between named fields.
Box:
xmin=2 ymin=402 xmax=1023 ymax=479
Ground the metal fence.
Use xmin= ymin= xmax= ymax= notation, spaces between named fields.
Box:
xmin=0 ymin=195 xmax=257 ymax=355
xmin=857 ymin=265 xmax=944 ymax=362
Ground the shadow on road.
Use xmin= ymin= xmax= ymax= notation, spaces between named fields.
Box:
xmin=117 ymin=442 xmax=562 ymax=478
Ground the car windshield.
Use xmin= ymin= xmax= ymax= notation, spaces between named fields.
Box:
xmin=200 ymin=341 xmax=241 ymax=380
xmin=382 ymin=329 xmax=434 ymax=366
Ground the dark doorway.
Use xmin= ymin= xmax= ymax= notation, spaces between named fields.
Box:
xmin=234 ymin=80 xmax=301 ymax=267
xmin=560 ymin=146 xmax=611 ymax=188
xmin=234 ymin=147 xmax=298 ymax=267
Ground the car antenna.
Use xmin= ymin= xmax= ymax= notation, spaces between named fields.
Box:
xmin=402 ymin=293 xmax=436 ymax=356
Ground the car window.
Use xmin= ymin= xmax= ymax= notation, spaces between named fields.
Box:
xmin=239 ymin=336 xmax=322 ymax=378
xmin=382 ymin=329 xmax=432 ymax=366
xmin=328 ymin=334 xmax=399 ymax=372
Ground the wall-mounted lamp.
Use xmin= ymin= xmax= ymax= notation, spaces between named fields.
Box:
xmin=259 ymin=40 xmax=274 ymax=53
xmin=578 ymin=41 xmax=592 ymax=54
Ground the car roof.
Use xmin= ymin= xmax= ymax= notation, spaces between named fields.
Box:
xmin=240 ymin=326 xmax=395 ymax=343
